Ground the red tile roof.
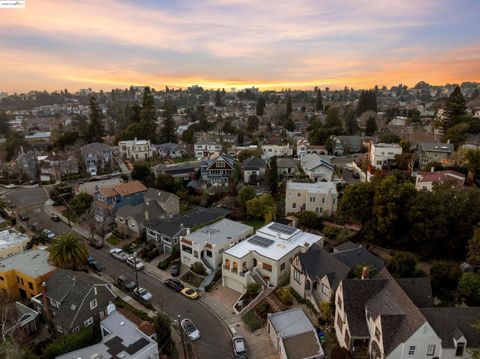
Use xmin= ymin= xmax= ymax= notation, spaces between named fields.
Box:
xmin=416 ymin=170 xmax=465 ymax=187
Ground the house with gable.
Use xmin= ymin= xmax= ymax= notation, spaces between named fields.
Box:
xmin=200 ymin=153 xmax=235 ymax=186
xmin=242 ymin=156 xmax=266 ymax=184
xmin=300 ymin=153 xmax=334 ymax=182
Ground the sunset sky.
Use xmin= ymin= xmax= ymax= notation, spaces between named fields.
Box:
xmin=1 ymin=0 xmax=479 ymax=92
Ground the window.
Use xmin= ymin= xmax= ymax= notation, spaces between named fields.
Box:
xmin=16 ymin=276 xmax=19 ymax=284
xmin=182 ymin=245 xmax=192 ymax=254
xmin=225 ymin=259 xmax=230 ymax=270
xmin=84 ymin=317 xmax=94 ymax=327
xmin=217 ymin=161 xmax=225 ymax=168
xmin=297 ymin=193 xmax=301 ymax=197
xmin=321 ymin=284 xmax=329 ymax=295
xmin=292 ymin=203 xmax=296 ymax=208
xmin=336 ymin=313 xmax=343 ymax=331
xmin=309 ymin=197 xmax=315 ymax=203
xmin=28 ymin=282 xmax=33 ymax=290
xmin=375 ymin=327 xmax=381 ymax=340
xmin=427 ymin=345 xmax=436 ymax=356
xmin=0 ymin=276 xmax=3 ymax=281
xmin=194 ymin=251 xmax=199 ymax=258
xmin=90 ymin=299 xmax=97 ymax=310
xmin=322 ymin=197 xmax=325 ymax=203
xmin=50 ymin=298 xmax=60 ymax=308
xmin=232 ymin=262 xmax=238 ymax=272
xmin=293 ymin=269 xmax=301 ymax=283
xmin=337 ymin=296 xmax=342 ymax=310
xmin=262 ymin=263 xmax=272 ymax=272
xmin=455 ymin=343 xmax=465 ymax=357
xmin=280 ymin=263 xmax=285 ymax=271
xmin=408 ymin=346 xmax=416 ymax=356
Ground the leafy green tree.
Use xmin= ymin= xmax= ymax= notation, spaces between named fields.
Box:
xmin=315 ymin=89 xmax=324 ymax=112
xmin=443 ymin=85 xmax=467 ymax=131
xmin=458 ymin=272 xmax=480 ymax=306
xmin=155 ymin=174 xmax=183 ymax=193
xmin=379 ymin=133 xmax=401 ymax=143
xmin=344 ymin=108 xmax=358 ymax=135
xmin=365 ymin=115 xmax=378 ymax=136
xmin=0 ymin=111 xmax=10 ymax=136
xmin=256 ymin=97 xmax=266 ymax=116
xmin=339 ymin=182 xmax=375 ymax=224
xmin=286 ymin=94 xmax=292 ymax=116
xmin=246 ymin=115 xmax=260 ymax=133
xmin=86 ymin=96 xmax=105 ymax=143
xmin=131 ymin=163 xmax=154 ymax=187
xmin=430 ymin=261 xmax=461 ymax=299
xmin=0 ymin=338 xmax=36 ymax=359
xmin=358 ymin=89 xmax=377 ymax=114
xmin=49 ymin=232 xmax=89 ymax=271
xmin=387 ymin=252 xmax=418 ymax=278
xmin=190 ymin=261 xmax=207 ymax=276
xmin=238 ymin=186 xmax=256 ymax=208
xmin=246 ymin=193 xmax=276 ymax=223
xmin=153 ymin=313 xmax=172 ymax=349
xmin=297 ymin=211 xmax=323 ymax=230
xmin=467 ymin=228 xmax=480 ymax=266
xmin=41 ymin=326 xmax=99 ymax=359
xmin=67 ymin=193 xmax=93 ymax=218
xmin=50 ymin=183 xmax=73 ymax=206
xmin=139 ymin=87 xmax=157 ymax=141
xmin=268 ymin=156 xmax=279 ymax=194
xmin=325 ymin=106 xmax=341 ymax=128
xmin=443 ymin=122 xmax=469 ymax=147
xmin=459 ymin=148 xmax=480 ymax=185
xmin=237 ymin=131 xmax=244 ymax=145
xmin=159 ymin=112 xmax=177 ymax=144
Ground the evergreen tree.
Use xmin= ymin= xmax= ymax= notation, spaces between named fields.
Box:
xmin=129 ymin=102 xmax=142 ymax=124
xmin=159 ymin=114 xmax=177 ymax=144
xmin=443 ymin=85 xmax=467 ymax=131
xmin=237 ymin=130 xmax=244 ymax=145
xmin=344 ymin=107 xmax=359 ymax=135
xmin=471 ymin=88 xmax=479 ymax=100
xmin=325 ymin=106 xmax=341 ymax=128
xmin=315 ymin=89 xmax=324 ymax=112
xmin=0 ymin=111 xmax=10 ymax=136
xmin=139 ymin=87 xmax=157 ymax=141
xmin=365 ymin=115 xmax=378 ymax=136
xmin=214 ymin=89 xmax=223 ymax=107
xmin=286 ymin=94 xmax=292 ymax=116
xmin=285 ymin=118 xmax=295 ymax=131
xmin=268 ymin=156 xmax=278 ymax=194
xmin=86 ymin=96 xmax=105 ymax=143
xmin=358 ymin=89 xmax=377 ymax=114
xmin=256 ymin=96 xmax=266 ymax=116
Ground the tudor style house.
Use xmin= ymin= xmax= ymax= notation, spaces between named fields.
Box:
xmin=32 ymin=270 xmax=117 ymax=334
xmin=200 ymin=153 xmax=235 ymax=187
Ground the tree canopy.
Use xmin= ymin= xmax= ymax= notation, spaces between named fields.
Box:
xmin=49 ymin=232 xmax=89 ymax=271
xmin=443 ymin=85 xmax=467 ymax=131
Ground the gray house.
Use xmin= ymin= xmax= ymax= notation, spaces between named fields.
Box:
xmin=416 ymin=142 xmax=454 ymax=169
xmin=276 ymin=158 xmax=299 ymax=178
xmin=145 ymin=207 xmax=231 ymax=254
xmin=242 ymin=156 xmax=266 ymax=183
xmin=31 ymin=269 xmax=116 ymax=334
xmin=15 ymin=149 xmax=38 ymax=181
xmin=155 ymin=143 xmax=188 ymax=158
xmin=81 ymin=142 xmax=113 ymax=173
xmin=333 ymin=136 xmax=363 ymax=156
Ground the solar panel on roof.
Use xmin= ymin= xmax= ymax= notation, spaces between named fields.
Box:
xmin=248 ymin=235 xmax=274 ymax=248
xmin=268 ymin=222 xmax=297 ymax=235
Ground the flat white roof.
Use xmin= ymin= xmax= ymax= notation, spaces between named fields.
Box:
xmin=225 ymin=222 xmax=323 ymax=260
xmin=185 ymin=219 xmax=253 ymax=246
xmin=286 ymin=181 xmax=337 ymax=194
xmin=0 ymin=228 xmax=29 ymax=250
xmin=373 ymin=142 xmax=402 ymax=148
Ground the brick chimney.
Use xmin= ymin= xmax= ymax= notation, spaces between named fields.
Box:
xmin=41 ymin=281 xmax=51 ymax=320
xmin=361 ymin=266 xmax=370 ymax=280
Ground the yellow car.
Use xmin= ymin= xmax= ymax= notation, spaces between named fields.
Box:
xmin=181 ymin=287 xmax=199 ymax=300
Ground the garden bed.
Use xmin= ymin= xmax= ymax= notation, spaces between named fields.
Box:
xmin=242 ymin=310 xmax=264 ymax=332
xmin=180 ymin=271 xmax=205 ymax=288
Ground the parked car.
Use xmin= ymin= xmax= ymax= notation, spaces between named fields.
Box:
xmin=126 ymin=256 xmax=145 ymax=271
xmin=181 ymin=287 xmax=199 ymax=300
xmin=181 ymin=318 xmax=200 ymax=341
xmin=18 ymin=212 xmax=29 ymax=221
xmin=110 ymin=248 xmax=128 ymax=261
xmin=116 ymin=274 xmax=136 ymax=291
xmin=170 ymin=264 xmax=180 ymax=277
xmin=41 ymin=229 xmax=55 ymax=240
xmin=134 ymin=287 xmax=152 ymax=302
xmin=109 ymin=171 xmax=121 ymax=177
xmin=50 ymin=214 xmax=60 ymax=222
xmin=164 ymin=278 xmax=184 ymax=292
xmin=232 ymin=335 xmax=248 ymax=359
xmin=89 ymin=238 xmax=104 ymax=248
xmin=87 ymin=257 xmax=105 ymax=272
xmin=5 ymin=184 xmax=16 ymax=189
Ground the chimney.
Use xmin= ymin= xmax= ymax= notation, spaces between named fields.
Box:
xmin=41 ymin=281 xmax=51 ymax=320
xmin=361 ymin=266 xmax=370 ymax=280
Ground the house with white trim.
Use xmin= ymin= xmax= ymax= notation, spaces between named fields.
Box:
xmin=300 ymin=153 xmax=334 ymax=182
xmin=285 ymin=181 xmax=338 ymax=217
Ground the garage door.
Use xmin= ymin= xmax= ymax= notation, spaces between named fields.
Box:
xmin=223 ymin=276 xmax=244 ymax=294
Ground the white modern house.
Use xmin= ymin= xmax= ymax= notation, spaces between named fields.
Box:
xmin=369 ymin=142 xmax=403 ymax=169
xmin=194 ymin=141 xmax=222 ymax=159
xmin=180 ymin=219 xmax=254 ymax=271
xmin=0 ymin=228 xmax=29 ymax=260
xmin=222 ymin=222 xmax=323 ymax=293
xmin=300 ymin=153 xmax=334 ymax=182
xmin=262 ymin=143 xmax=293 ymax=160
xmin=118 ymin=139 xmax=152 ymax=161
xmin=285 ymin=181 xmax=338 ymax=217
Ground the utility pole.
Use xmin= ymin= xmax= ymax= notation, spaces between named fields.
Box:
xmin=177 ymin=314 xmax=187 ymax=359
xmin=133 ymin=250 xmax=140 ymax=299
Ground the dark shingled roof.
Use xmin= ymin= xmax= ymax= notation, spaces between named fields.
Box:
xmin=420 ymin=307 xmax=480 ymax=348
xmin=333 ymin=241 xmax=359 ymax=252
xmin=396 ymin=278 xmax=434 ymax=307
xmin=242 ymin=156 xmax=266 ymax=170
xmin=297 ymin=245 xmax=350 ymax=290
xmin=333 ymin=246 xmax=384 ymax=271
xmin=145 ymin=206 xmax=231 ymax=237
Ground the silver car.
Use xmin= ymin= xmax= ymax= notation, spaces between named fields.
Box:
xmin=126 ymin=256 xmax=145 ymax=270
xmin=181 ymin=318 xmax=200 ymax=341
xmin=232 ymin=335 xmax=248 ymax=358
xmin=110 ymin=248 xmax=128 ymax=261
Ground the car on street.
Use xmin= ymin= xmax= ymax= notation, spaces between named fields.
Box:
xmin=116 ymin=274 xmax=136 ymax=291
xmin=87 ymin=257 xmax=105 ymax=272
xmin=89 ymin=238 xmax=104 ymax=248
xmin=181 ymin=318 xmax=200 ymax=341
xmin=126 ymin=256 xmax=145 ymax=271
xmin=50 ymin=214 xmax=60 ymax=222
xmin=170 ymin=264 xmax=180 ymax=277
xmin=134 ymin=287 xmax=152 ymax=302
xmin=109 ymin=171 xmax=121 ymax=177
xmin=5 ymin=184 xmax=16 ymax=189
xmin=18 ymin=212 xmax=29 ymax=221
xmin=164 ymin=278 xmax=184 ymax=292
xmin=110 ymin=248 xmax=128 ymax=261
xmin=181 ymin=287 xmax=199 ymax=300
xmin=41 ymin=229 xmax=55 ymax=240
xmin=232 ymin=335 xmax=248 ymax=359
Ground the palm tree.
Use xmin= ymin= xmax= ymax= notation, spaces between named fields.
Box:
xmin=49 ymin=232 xmax=89 ymax=270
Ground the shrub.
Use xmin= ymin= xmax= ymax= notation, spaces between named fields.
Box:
xmin=114 ymin=298 xmax=149 ymax=321
xmin=190 ymin=261 xmax=207 ymax=276
xmin=106 ymin=235 xmax=120 ymax=246
xmin=122 ymin=242 xmax=133 ymax=254
xmin=298 ymin=211 xmax=323 ymax=230
xmin=41 ymin=326 xmax=101 ymax=359
xmin=245 ymin=283 xmax=261 ymax=299
xmin=256 ymin=302 xmax=269 ymax=314
xmin=170 ymin=245 xmax=180 ymax=260
xmin=242 ymin=311 xmax=263 ymax=332
xmin=430 ymin=261 xmax=461 ymax=299
xmin=276 ymin=287 xmax=293 ymax=305
xmin=158 ymin=259 xmax=171 ymax=270
xmin=289 ymin=287 xmax=304 ymax=303
xmin=319 ymin=302 xmax=332 ymax=321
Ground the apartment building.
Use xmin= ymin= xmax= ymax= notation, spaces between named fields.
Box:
xmin=118 ymin=139 xmax=152 ymax=161
xmin=369 ymin=142 xmax=403 ymax=169
xmin=285 ymin=181 xmax=338 ymax=217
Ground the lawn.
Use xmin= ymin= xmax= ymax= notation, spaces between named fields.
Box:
xmin=241 ymin=218 xmax=265 ymax=230
xmin=106 ymin=234 xmax=121 ymax=246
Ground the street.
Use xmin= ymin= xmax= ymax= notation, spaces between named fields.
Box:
xmin=3 ymin=186 xmax=233 ymax=359
xmin=332 ymin=154 xmax=364 ymax=185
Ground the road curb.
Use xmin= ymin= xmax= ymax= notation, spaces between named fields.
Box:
xmin=198 ymin=297 xmax=233 ymax=340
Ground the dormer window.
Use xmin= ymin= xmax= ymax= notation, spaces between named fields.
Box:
xmin=455 ymin=343 xmax=465 ymax=357
xmin=50 ymin=298 xmax=60 ymax=308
